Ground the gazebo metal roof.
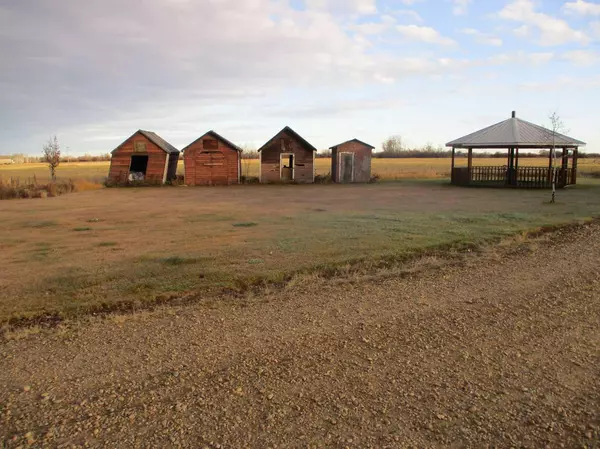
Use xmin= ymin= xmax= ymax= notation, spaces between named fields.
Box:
xmin=446 ymin=111 xmax=586 ymax=149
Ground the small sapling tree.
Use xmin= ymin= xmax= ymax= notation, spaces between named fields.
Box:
xmin=547 ymin=112 xmax=568 ymax=204
xmin=42 ymin=135 xmax=61 ymax=181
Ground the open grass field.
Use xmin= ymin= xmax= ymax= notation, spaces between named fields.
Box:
xmin=1 ymin=157 xmax=600 ymax=182
xmin=1 ymin=180 xmax=599 ymax=324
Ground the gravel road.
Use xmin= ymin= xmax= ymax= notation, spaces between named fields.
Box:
xmin=1 ymin=223 xmax=599 ymax=448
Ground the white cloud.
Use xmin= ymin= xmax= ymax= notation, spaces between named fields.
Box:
xmin=452 ymin=0 xmax=473 ymax=15
xmin=486 ymin=51 xmax=554 ymax=66
xmin=461 ymin=28 xmax=503 ymax=46
xmin=396 ymin=25 xmax=457 ymax=46
xmin=513 ymin=25 xmax=530 ymax=37
xmin=564 ymin=0 xmax=600 ymax=16
xmin=391 ymin=9 xmax=424 ymax=23
xmin=305 ymin=0 xmax=377 ymax=15
xmin=561 ymin=50 xmax=600 ymax=66
xmin=351 ymin=14 xmax=396 ymax=35
xmin=591 ymin=21 xmax=600 ymax=37
xmin=498 ymin=0 xmax=589 ymax=46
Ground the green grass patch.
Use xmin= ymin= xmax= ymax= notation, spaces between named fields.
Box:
xmin=233 ymin=222 xmax=258 ymax=227
xmin=97 ymin=241 xmax=118 ymax=247
xmin=23 ymin=220 xmax=57 ymax=228
xmin=158 ymin=256 xmax=201 ymax=266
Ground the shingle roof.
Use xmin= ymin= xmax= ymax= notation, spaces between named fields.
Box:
xmin=138 ymin=130 xmax=180 ymax=154
xmin=329 ymin=138 xmax=375 ymax=150
xmin=182 ymin=130 xmax=243 ymax=153
xmin=446 ymin=112 xmax=586 ymax=149
xmin=112 ymin=130 xmax=179 ymax=154
xmin=258 ymin=126 xmax=318 ymax=152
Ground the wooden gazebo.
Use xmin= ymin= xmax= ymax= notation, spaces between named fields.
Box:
xmin=446 ymin=111 xmax=586 ymax=188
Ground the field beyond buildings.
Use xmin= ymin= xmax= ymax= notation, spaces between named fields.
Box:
xmin=1 ymin=180 xmax=599 ymax=324
xmin=1 ymin=157 xmax=600 ymax=183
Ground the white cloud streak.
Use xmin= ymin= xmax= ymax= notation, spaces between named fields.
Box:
xmin=498 ymin=0 xmax=589 ymax=46
xmin=396 ymin=25 xmax=457 ymax=46
xmin=461 ymin=28 xmax=503 ymax=46
xmin=564 ymin=0 xmax=600 ymax=16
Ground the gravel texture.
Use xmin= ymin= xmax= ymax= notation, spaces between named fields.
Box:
xmin=1 ymin=223 xmax=599 ymax=448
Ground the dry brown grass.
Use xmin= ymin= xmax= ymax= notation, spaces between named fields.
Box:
xmin=2 ymin=157 xmax=599 ymax=182
xmin=1 ymin=181 xmax=599 ymax=323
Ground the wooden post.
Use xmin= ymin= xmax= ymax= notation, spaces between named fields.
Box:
xmin=515 ymin=148 xmax=519 ymax=185
xmin=506 ymin=147 xmax=515 ymax=186
xmin=560 ymin=148 xmax=568 ymax=187
xmin=572 ymin=147 xmax=578 ymax=185
xmin=547 ymin=147 xmax=554 ymax=184
xmin=467 ymin=148 xmax=473 ymax=185
xmin=451 ymin=147 xmax=456 ymax=184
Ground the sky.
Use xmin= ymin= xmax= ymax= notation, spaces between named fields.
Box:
xmin=1 ymin=0 xmax=599 ymax=155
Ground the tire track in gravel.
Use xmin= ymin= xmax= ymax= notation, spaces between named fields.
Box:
xmin=1 ymin=223 xmax=599 ymax=448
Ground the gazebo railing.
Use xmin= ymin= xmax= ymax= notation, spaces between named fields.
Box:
xmin=451 ymin=166 xmax=575 ymax=188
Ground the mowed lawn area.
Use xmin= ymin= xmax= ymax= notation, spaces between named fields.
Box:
xmin=1 ymin=181 xmax=600 ymax=323
xmin=1 ymin=157 xmax=600 ymax=182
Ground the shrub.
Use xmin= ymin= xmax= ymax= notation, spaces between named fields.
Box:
xmin=369 ymin=173 xmax=381 ymax=184
xmin=314 ymin=172 xmax=332 ymax=184
xmin=0 ymin=177 xmax=100 ymax=200
xmin=241 ymin=176 xmax=260 ymax=184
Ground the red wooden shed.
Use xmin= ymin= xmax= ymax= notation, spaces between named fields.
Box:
xmin=330 ymin=139 xmax=374 ymax=183
xmin=108 ymin=130 xmax=179 ymax=184
xmin=182 ymin=131 xmax=242 ymax=185
xmin=259 ymin=126 xmax=317 ymax=183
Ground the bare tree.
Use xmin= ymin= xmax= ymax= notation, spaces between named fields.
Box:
xmin=547 ymin=112 xmax=568 ymax=204
xmin=381 ymin=135 xmax=403 ymax=154
xmin=42 ymin=135 xmax=61 ymax=181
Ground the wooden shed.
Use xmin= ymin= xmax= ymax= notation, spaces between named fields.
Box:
xmin=259 ymin=126 xmax=317 ymax=183
xmin=108 ymin=130 xmax=179 ymax=184
xmin=330 ymin=139 xmax=374 ymax=183
xmin=182 ymin=131 xmax=242 ymax=186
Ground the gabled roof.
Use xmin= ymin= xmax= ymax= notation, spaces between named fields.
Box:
xmin=112 ymin=130 xmax=179 ymax=154
xmin=329 ymin=138 xmax=375 ymax=150
xmin=446 ymin=112 xmax=586 ymax=149
xmin=258 ymin=126 xmax=318 ymax=152
xmin=182 ymin=130 xmax=243 ymax=153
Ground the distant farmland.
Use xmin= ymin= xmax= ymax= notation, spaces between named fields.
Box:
xmin=1 ymin=158 xmax=599 ymax=182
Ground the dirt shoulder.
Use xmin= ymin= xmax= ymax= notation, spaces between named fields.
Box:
xmin=1 ymin=223 xmax=599 ymax=448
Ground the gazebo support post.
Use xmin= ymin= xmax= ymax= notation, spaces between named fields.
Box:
xmin=547 ymin=147 xmax=553 ymax=184
xmin=506 ymin=147 xmax=516 ymax=186
xmin=572 ymin=148 xmax=578 ymax=185
xmin=561 ymin=147 xmax=569 ymax=187
xmin=514 ymin=148 xmax=519 ymax=185
xmin=467 ymin=148 xmax=472 ymax=184
xmin=451 ymin=147 xmax=456 ymax=184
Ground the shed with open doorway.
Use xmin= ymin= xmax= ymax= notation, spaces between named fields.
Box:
xmin=108 ymin=130 xmax=179 ymax=185
xmin=258 ymin=126 xmax=317 ymax=183
xmin=330 ymin=139 xmax=374 ymax=183
xmin=183 ymin=131 xmax=242 ymax=186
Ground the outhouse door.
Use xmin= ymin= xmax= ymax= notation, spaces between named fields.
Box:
xmin=340 ymin=153 xmax=354 ymax=183
xmin=198 ymin=151 xmax=228 ymax=185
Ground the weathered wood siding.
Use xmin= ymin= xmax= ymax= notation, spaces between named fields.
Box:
xmin=260 ymin=130 xmax=315 ymax=183
xmin=108 ymin=133 xmax=168 ymax=184
xmin=332 ymin=141 xmax=372 ymax=183
xmin=184 ymin=136 xmax=240 ymax=185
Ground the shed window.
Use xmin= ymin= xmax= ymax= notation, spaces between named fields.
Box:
xmin=134 ymin=142 xmax=147 ymax=152
xmin=203 ymin=139 xmax=218 ymax=149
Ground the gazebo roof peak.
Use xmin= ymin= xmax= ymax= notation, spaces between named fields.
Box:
xmin=446 ymin=111 xmax=586 ymax=149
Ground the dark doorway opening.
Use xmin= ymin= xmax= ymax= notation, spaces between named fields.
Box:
xmin=129 ymin=155 xmax=149 ymax=181
xmin=281 ymin=154 xmax=294 ymax=181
